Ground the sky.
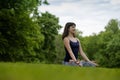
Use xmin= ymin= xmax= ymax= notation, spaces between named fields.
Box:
xmin=39 ymin=0 xmax=120 ymax=36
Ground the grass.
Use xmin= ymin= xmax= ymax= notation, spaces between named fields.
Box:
xmin=0 ymin=62 xmax=119 ymax=80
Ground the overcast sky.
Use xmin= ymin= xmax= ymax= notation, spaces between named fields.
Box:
xmin=39 ymin=0 xmax=120 ymax=36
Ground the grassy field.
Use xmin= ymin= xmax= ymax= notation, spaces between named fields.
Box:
xmin=0 ymin=62 xmax=119 ymax=80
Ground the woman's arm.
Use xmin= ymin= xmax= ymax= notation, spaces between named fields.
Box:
xmin=77 ymin=38 xmax=98 ymax=66
xmin=77 ymin=38 xmax=90 ymax=61
xmin=63 ymin=37 xmax=77 ymax=62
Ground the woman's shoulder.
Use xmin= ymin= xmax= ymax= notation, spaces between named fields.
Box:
xmin=63 ymin=37 xmax=69 ymax=41
xmin=63 ymin=37 xmax=70 ymax=42
xmin=75 ymin=38 xmax=80 ymax=42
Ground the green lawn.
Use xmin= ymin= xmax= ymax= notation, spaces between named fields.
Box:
xmin=0 ymin=62 xmax=119 ymax=80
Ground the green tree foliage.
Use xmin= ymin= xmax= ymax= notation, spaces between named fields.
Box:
xmin=105 ymin=19 xmax=119 ymax=34
xmin=106 ymin=31 xmax=120 ymax=67
xmin=79 ymin=19 xmax=120 ymax=68
xmin=54 ymin=35 xmax=65 ymax=64
xmin=81 ymin=34 xmax=99 ymax=60
xmin=94 ymin=19 xmax=120 ymax=68
xmin=37 ymin=12 xmax=62 ymax=63
xmin=0 ymin=0 xmax=48 ymax=62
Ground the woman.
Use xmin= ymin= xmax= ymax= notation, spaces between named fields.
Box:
xmin=62 ymin=22 xmax=98 ymax=67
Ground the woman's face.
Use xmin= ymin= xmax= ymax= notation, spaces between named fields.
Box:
xmin=69 ymin=25 xmax=76 ymax=34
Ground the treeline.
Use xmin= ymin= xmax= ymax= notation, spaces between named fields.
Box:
xmin=0 ymin=0 xmax=61 ymax=63
xmin=55 ymin=19 xmax=120 ymax=68
xmin=0 ymin=0 xmax=120 ymax=68
xmin=81 ymin=19 xmax=120 ymax=68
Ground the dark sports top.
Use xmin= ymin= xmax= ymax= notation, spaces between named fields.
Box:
xmin=64 ymin=40 xmax=79 ymax=62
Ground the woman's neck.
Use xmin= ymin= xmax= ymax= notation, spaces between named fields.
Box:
xmin=68 ymin=33 xmax=74 ymax=38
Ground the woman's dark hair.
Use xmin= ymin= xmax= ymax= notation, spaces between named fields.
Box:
xmin=62 ymin=22 xmax=76 ymax=40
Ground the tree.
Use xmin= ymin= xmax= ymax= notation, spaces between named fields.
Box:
xmin=105 ymin=19 xmax=119 ymax=34
xmin=94 ymin=19 xmax=120 ymax=68
xmin=106 ymin=31 xmax=120 ymax=67
xmin=81 ymin=34 xmax=99 ymax=60
xmin=0 ymin=0 xmax=48 ymax=62
xmin=54 ymin=34 xmax=65 ymax=64
xmin=37 ymin=12 xmax=62 ymax=63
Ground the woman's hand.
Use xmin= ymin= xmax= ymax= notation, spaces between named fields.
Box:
xmin=88 ymin=60 xmax=99 ymax=67
xmin=69 ymin=59 xmax=82 ymax=66
xmin=75 ymin=60 xmax=80 ymax=65
xmin=75 ymin=60 xmax=83 ymax=67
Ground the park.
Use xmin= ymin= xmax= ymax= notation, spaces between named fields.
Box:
xmin=0 ymin=0 xmax=120 ymax=80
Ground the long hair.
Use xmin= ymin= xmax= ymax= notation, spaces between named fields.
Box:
xmin=62 ymin=22 xmax=76 ymax=40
